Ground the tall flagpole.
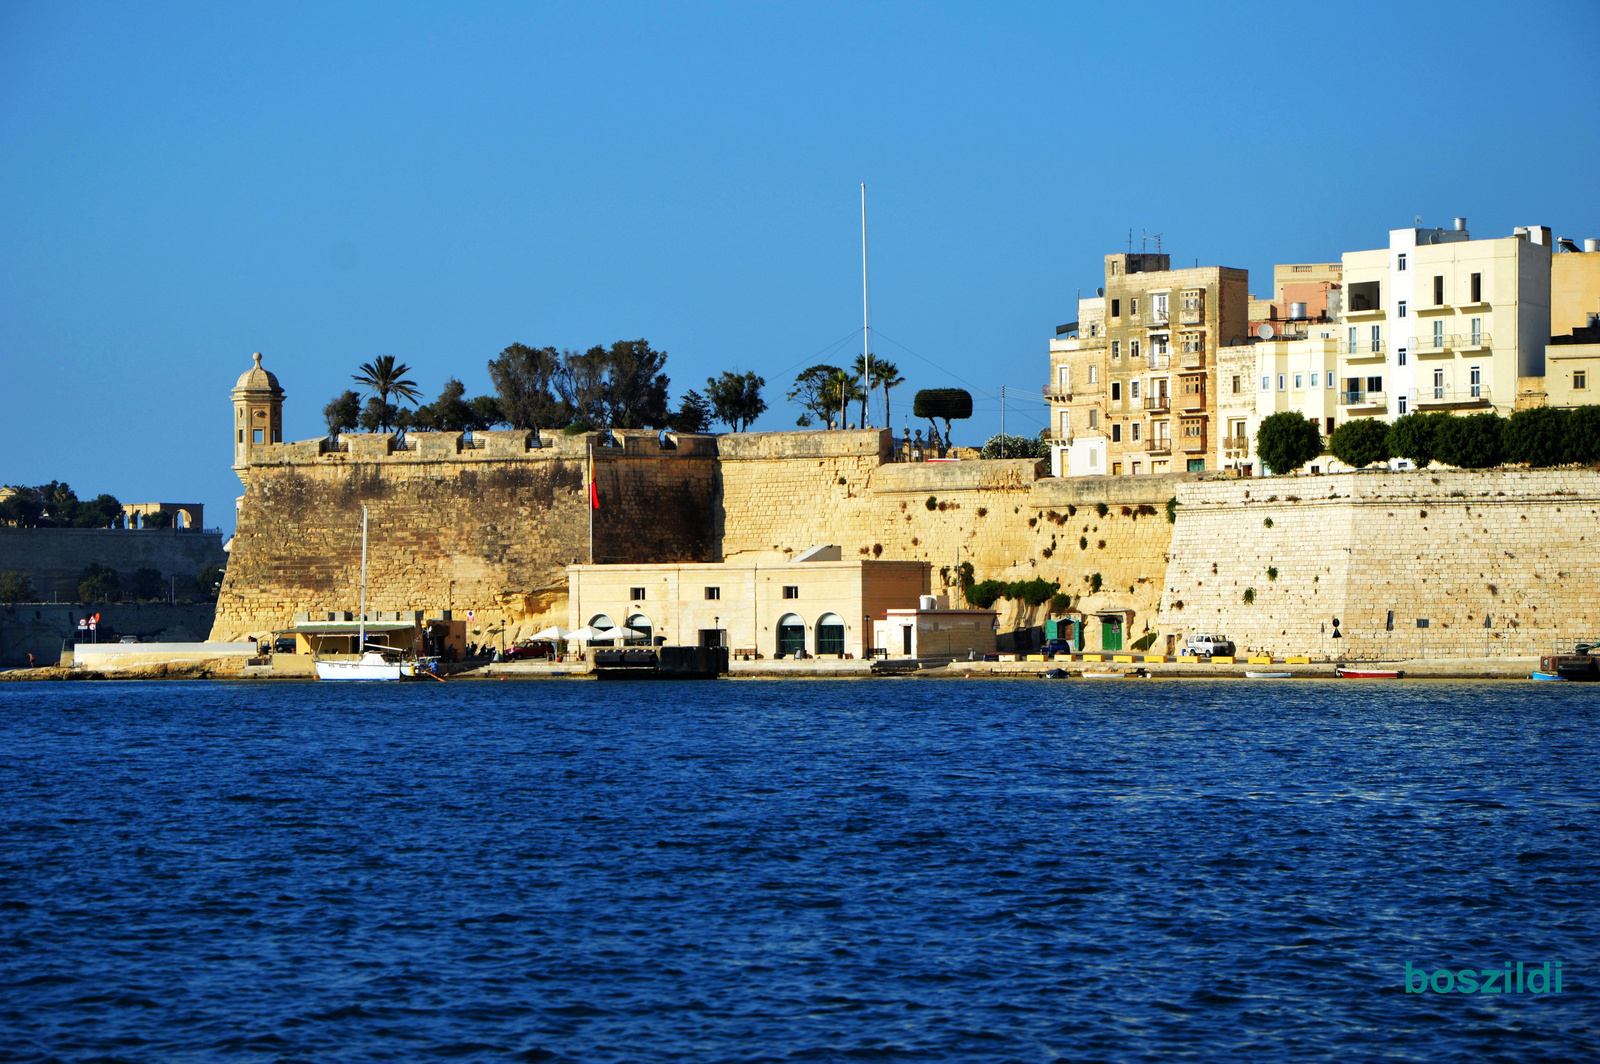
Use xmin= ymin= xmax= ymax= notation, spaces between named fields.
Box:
xmin=861 ymin=182 xmax=870 ymax=428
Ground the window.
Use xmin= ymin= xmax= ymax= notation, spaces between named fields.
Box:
xmin=1294 ymin=373 xmax=1303 ymax=390
xmin=1130 ymin=339 xmax=1141 ymax=359
xmin=1348 ymin=326 xmax=1358 ymax=350
xmin=1577 ymin=370 xmax=1589 ymax=390
xmin=1433 ymin=368 xmax=1445 ymax=399
xmin=1089 ymin=364 xmax=1099 ymax=384
xmin=1111 ymin=462 xmax=1123 ymax=475
xmin=1111 ymin=340 xmax=1120 ymax=360
xmin=1132 ymin=422 xmax=1141 ymax=442
xmin=1111 ymin=382 xmax=1121 ymax=401
xmin=630 ymin=586 xmax=646 ymax=601
xmin=1398 ymin=347 xmax=1407 ymax=366
xmin=1261 ymin=375 xmax=1270 ymax=391
xmin=1089 ymin=323 xmax=1099 ymax=337
xmin=1131 ymin=298 xmax=1139 ymax=315
xmin=1433 ymin=275 xmax=1444 ymax=305
xmin=705 ymin=587 xmax=721 ymax=600
xmin=1398 ymin=396 xmax=1407 ymax=414
xmin=1470 ymin=272 xmax=1482 ymax=302
xmin=1059 ymin=365 xmax=1071 ymax=389
xmin=238 ymin=429 xmax=244 ymax=443
xmin=1470 ymin=317 xmax=1482 ymax=345
xmin=1111 ymin=298 xmax=1121 ymax=317
xmin=1131 ymin=462 xmax=1142 ymax=474
xmin=1398 ymin=253 xmax=1407 ymax=271
xmin=1326 ymin=372 xmax=1335 ymax=390
xmin=1326 ymin=417 xmax=1335 ymax=434
xmin=1112 ymin=423 xmax=1122 ymax=442
xmin=782 ymin=585 xmax=799 ymax=599
xmin=1433 ymin=320 xmax=1444 ymax=347
xmin=1089 ymin=408 xmax=1099 ymax=429
xmin=1232 ymin=375 xmax=1241 ymax=394
xmin=252 ymin=429 xmax=264 ymax=443
xmin=1154 ymin=336 xmax=1168 ymax=355
xmin=1130 ymin=380 xmax=1141 ymax=399
xmin=1152 ymin=293 xmax=1168 ymax=319
xmin=1469 ymin=366 xmax=1482 ymax=398
xmin=1366 ymin=376 xmax=1383 ymax=394
xmin=1278 ymin=374 xmax=1286 ymax=391
xmin=1371 ymin=324 xmax=1381 ymax=350
xmin=1398 ymin=300 xmax=1407 ymax=318
xmin=1061 ymin=412 xmax=1071 ymax=436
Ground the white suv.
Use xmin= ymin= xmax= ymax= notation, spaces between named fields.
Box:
xmin=1185 ymin=633 xmax=1235 ymax=657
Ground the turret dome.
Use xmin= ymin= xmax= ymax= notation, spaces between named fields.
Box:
xmin=233 ymin=352 xmax=283 ymax=395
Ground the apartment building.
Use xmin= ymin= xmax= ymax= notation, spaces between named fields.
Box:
xmin=1335 ymin=219 xmax=1551 ymax=423
xmin=1249 ymin=336 xmax=1343 ymax=474
xmin=1551 ymin=238 xmax=1600 ymax=336
xmin=1247 ymin=262 xmax=1343 ymax=341
xmin=1051 ymin=253 xmax=1248 ymax=476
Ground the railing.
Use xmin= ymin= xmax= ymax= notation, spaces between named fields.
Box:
xmin=1146 ymin=312 xmax=1169 ymax=328
xmin=1414 ymin=334 xmax=1478 ymax=353
xmin=1340 ymin=340 xmax=1385 ymax=356
xmin=1180 ymin=352 xmax=1205 ymax=370
xmin=1414 ymin=385 xmax=1492 ymax=406
xmin=1043 ymin=383 xmax=1071 ymax=400
xmin=1223 ymin=437 xmax=1250 ymax=457
xmin=1339 ymin=390 xmax=1387 ymax=406
xmin=1146 ymin=439 xmax=1172 ymax=455
xmin=1148 ymin=353 xmax=1171 ymax=370
xmin=1143 ymin=395 xmax=1170 ymax=412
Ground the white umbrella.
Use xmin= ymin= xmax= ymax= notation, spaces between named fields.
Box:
xmin=569 ymin=625 xmax=650 ymax=644
xmin=531 ymin=625 xmax=573 ymax=641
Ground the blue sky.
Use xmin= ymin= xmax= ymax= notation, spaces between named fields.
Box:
xmin=3 ymin=1 xmax=1597 ymax=530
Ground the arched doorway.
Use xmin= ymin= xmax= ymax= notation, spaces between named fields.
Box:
xmin=588 ymin=613 xmax=617 ymax=646
xmin=776 ymin=613 xmax=806 ymax=658
xmin=625 ymin=613 xmax=652 ymax=645
xmin=816 ymin=613 xmax=846 ymax=656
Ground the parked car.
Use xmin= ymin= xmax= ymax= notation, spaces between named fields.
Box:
xmin=1185 ymin=633 xmax=1236 ymax=657
xmin=273 ymin=636 xmax=298 ymax=654
xmin=1041 ymin=639 xmax=1074 ymax=655
xmin=503 ymin=640 xmax=556 ymax=661
xmin=118 ymin=635 xmax=140 ymax=644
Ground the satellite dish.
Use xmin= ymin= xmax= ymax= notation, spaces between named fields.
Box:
xmin=1415 ymin=215 xmax=1422 ymax=226
xmin=1257 ymin=323 xmax=1274 ymax=340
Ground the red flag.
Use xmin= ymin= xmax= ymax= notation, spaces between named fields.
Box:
xmin=590 ymin=479 xmax=600 ymax=510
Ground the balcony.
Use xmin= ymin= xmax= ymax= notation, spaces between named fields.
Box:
xmin=1146 ymin=312 xmax=1170 ymax=329
xmin=1340 ymin=340 xmax=1385 ymax=358
xmin=1339 ymin=390 xmax=1387 ymax=407
xmin=1147 ymin=439 xmax=1172 ymax=455
xmin=1179 ymin=307 xmax=1204 ymax=325
xmin=1143 ymin=395 xmax=1170 ymax=413
xmin=1414 ymin=334 xmax=1464 ymax=356
xmin=1043 ymin=383 xmax=1071 ymax=401
xmin=1223 ymin=436 xmax=1250 ymax=458
xmin=1414 ymin=385 xmax=1492 ymax=409
xmin=1180 ymin=434 xmax=1208 ymax=454
xmin=1179 ymin=350 xmax=1206 ymax=370
xmin=1179 ymin=391 xmax=1206 ymax=412
xmin=1148 ymin=352 xmax=1171 ymax=370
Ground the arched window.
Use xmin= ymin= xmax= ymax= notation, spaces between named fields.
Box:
xmin=816 ymin=613 xmax=846 ymax=656
xmin=776 ymin=612 xmax=806 ymax=658
xmin=588 ymin=613 xmax=617 ymax=646
xmin=625 ymin=613 xmax=652 ymax=645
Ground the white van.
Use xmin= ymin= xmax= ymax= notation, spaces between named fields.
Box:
xmin=1185 ymin=633 xmax=1235 ymax=657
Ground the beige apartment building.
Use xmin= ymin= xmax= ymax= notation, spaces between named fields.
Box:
xmin=1551 ymin=239 xmax=1600 ymax=336
xmin=1248 ymin=262 xmax=1343 ymax=342
xmin=1335 ymin=219 xmax=1551 ymax=424
xmin=1050 ymin=253 xmax=1248 ymax=476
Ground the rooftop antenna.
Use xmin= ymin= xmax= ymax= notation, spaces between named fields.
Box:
xmin=1415 ymin=214 xmax=1423 ymax=226
xmin=1128 ymin=228 xmax=1133 ymax=254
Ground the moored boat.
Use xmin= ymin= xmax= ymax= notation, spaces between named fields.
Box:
xmin=1539 ymin=653 xmax=1600 ymax=681
xmin=1531 ymin=671 xmax=1567 ymax=681
xmin=315 ymin=651 xmax=419 ymax=681
xmin=1245 ymin=671 xmax=1292 ymax=679
xmin=1335 ymin=667 xmax=1404 ymax=679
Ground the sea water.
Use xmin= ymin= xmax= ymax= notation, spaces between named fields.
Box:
xmin=1 ymin=678 xmax=1595 ymax=1062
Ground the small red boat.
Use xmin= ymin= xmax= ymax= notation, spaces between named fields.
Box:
xmin=1336 ymin=667 xmax=1404 ymax=679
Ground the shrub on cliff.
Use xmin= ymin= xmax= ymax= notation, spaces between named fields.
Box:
xmin=965 ymin=580 xmax=1006 ymax=609
xmin=1256 ymin=412 xmax=1323 ymax=474
xmin=0 ymin=570 xmax=36 ymax=604
xmin=197 ymin=565 xmax=223 ymax=602
xmin=77 ymin=562 xmax=119 ymax=603
xmin=1504 ymin=406 xmax=1569 ymax=467
xmin=1566 ymin=405 xmax=1600 ymax=464
xmin=1433 ymin=412 xmax=1505 ymax=469
xmin=1385 ymin=412 xmax=1451 ymax=467
xmin=1328 ymin=418 xmax=1390 ymax=468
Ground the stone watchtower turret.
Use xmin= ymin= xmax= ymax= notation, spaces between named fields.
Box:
xmin=232 ymin=352 xmax=284 ymax=482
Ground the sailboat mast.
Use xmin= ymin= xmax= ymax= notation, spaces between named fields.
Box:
xmin=359 ymin=505 xmax=367 ymax=650
xmin=861 ymin=182 xmax=870 ymax=423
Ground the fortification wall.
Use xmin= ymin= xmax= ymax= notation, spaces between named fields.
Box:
xmin=1161 ymin=469 xmax=1600 ymax=658
xmin=211 ymin=430 xmax=717 ymax=642
xmin=716 ymin=430 xmax=1195 ymax=643
xmin=0 ymin=527 xmax=227 ymax=601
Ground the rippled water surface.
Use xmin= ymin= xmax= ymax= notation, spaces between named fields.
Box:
xmin=1 ymin=678 xmax=1597 ymax=1062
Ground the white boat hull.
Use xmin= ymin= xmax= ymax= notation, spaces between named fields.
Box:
xmin=315 ymin=655 xmax=417 ymax=681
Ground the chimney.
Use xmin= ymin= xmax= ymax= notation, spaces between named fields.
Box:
xmin=1453 ymin=217 xmax=1467 ymax=231
xmin=1587 ymin=239 xmax=1599 ymax=254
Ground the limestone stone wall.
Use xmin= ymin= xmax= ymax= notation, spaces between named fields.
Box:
xmin=0 ymin=527 xmax=227 ymax=600
xmin=1161 ymin=468 xmax=1600 ymax=659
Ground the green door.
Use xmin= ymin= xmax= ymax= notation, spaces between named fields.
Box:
xmin=1101 ymin=616 xmax=1123 ymax=651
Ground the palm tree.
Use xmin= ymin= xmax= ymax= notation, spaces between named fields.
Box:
xmin=352 ymin=355 xmax=422 ymax=431
xmin=871 ymin=358 xmax=904 ymax=431
xmin=829 ymin=368 xmax=864 ymax=429
xmin=852 ymin=353 xmax=887 ymax=428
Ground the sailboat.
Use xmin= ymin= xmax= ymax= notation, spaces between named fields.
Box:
xmin=314 ymin=506 xmax=418 ymax=681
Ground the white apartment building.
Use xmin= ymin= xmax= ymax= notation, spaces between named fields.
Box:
xmin=1337 ymin=219 xmax=1551 ymax=422
xmin=1253 ymin=336 xmax=1343 ymax=474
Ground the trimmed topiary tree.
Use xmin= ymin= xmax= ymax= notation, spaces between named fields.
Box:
xmin=1385 ymin=411 xmax=1451 ymax=467
xmin=1328 ymin=417 xmax=1390 ymax=468
xmin=1504 ymin=406 xmax=1569 ymax=467
xmin=1433 ymin=411 xmax=1505 ymax=469
xmin=1256 ymin=411 xmax=1323 ymax=474
xmin=912 ymin=388 xmax=973 ymax=452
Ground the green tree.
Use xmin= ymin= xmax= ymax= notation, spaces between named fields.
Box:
xmin=912 ymin=388 xmax=973 ymax=452
xmin=358 ymin=397 xmax=398 ymax=433
xmin=852 ymin=353 xmax=900 ymax=428
xmin=488 ymin=344 xmax=565 ymax=433
xmin=667 ymin=390 xmax=712 ymax=434
xmin=197 ymin=564 xmax=224 ymax=601
xmin=126 ymin=567 xmax=164 ymax=601
xmin=788 ymin=365 xmax=844 ymax=427
xmin=1256 ymin=411 xmax=1323 ymax=474
xmin=829 ymin=367 xmax=865 ymax=428
xmin=1566 ymin=405 xmax=1600 ymax=464
xmin=77 ymin=562 xmax=119 ymax=603
xmin=1504 ymin=406 xmax=1568 ymax=467
xmin=324 ymin=390 xmax=361 ymax=437
xmin=602 ymin=339 xmax=672 ymax=429
xmin=470 ymin=395 xmax=505 ymax=430
xmin=0 ymin=489 xmax=44 ymax=528
xmin=965 ymin=580 xmax=1006 ymax=609
xmin=351 ymin=356 xmax=422 ymax=431
xmin=871 ymin=358 xmax=904 ymax=429
xmin=0 ymin=570 xmax=36 ymax=603
xmin=705 ymin=371 xmax=767 ymax=432
xmin=409 ymin=379 xmax=474 ymax=432
xmin=979 ymin=433 xmax=1047 ymax=459
xmin=1328 ymin=418 xmax=1390 ymax=468
xmin=1434 ymin=411 xmax=1505 ymax=468
xmin=1385 ymin=411 xmax=1451 ymax=467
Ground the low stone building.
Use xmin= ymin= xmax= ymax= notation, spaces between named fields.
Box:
xmin=875 ymin=596 xmax=998 ymax=659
